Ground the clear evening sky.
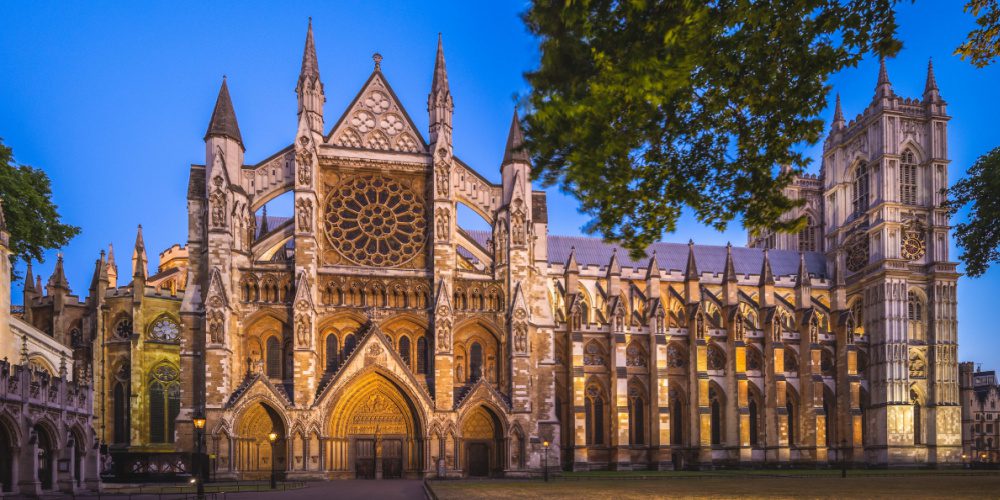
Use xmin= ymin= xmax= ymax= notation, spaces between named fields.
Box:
xmin=1 ymin=1 xmax=997 ymax=369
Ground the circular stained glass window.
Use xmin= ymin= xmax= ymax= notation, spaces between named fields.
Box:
xmin=323 ymin=174 xmax=427 ymax=267
xmin=149 ymin=317 xmax=180 ymax=342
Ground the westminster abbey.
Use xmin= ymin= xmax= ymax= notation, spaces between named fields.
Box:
xmin=14 ymin=22 xmax=962 ymax=479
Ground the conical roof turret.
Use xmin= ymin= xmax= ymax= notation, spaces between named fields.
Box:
xmin=684 ymin=240 xmax=699 ymax=281
xmin=502 ymin=110 xmax=529 ymax=166
xmin=205 ymin=77 xmax=244 ymax=148
xmin=923 ymin=58 xmax=940 ymax=101
xmin=875 ymin=57 xmax=893 ymax=98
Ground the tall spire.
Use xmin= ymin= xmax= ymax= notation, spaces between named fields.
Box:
xmin=875 ymin=57 xmax=893 ymax=98
xmin=24 ymin=260 xmax=35 ymax=292
xmin=48 ymin=253 xmax=69 ymax=290
xmin=205 ymin=77 xmax=244 ymax=148
xmin=923 ymin=58 xmax=940 ymax=101
xmin=428 ymin=33 xmax=454 ymax=144
xmin=431 ymin=33 xmax=449 ymax=96
xmin=833 ymin=93 xmax=845 ymax=129
xmin=259 ymin=204 xmax=269 ymax=235
xmin=106 ymin=243 xmax=118 ymax=288
xmin=132 ymin=224 xmax=148 ymax=279
xmin=502 ymin=110 xmax=529 ymax=167
xmin=723 ymin=242 xmax=738 ymax=283
xmin=296 ymin=17 xmax=325 ymax=133
xmin=298 ymin=17 xmax=320 ymax=85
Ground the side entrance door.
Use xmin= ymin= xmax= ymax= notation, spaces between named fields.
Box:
xmin=355 ymin=439 xmax=375 ymax=479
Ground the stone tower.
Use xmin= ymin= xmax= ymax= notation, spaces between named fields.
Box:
xmin=820 ymin=59 xmax=960 ymax=465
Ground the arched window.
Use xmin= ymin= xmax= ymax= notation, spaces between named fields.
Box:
xmin=900 ymin=149 xmax=918 ymax=205
xmin=907 ymin=291 xmax=922 ymax=321
xmin=585 ymin=385 xmax=605 ymax=445
xmin=416 ymin=336 xmax=428 ymax=374
xmin=470 ymin=342 xmax=483 ymax=382
xmin=399 ymin=336 xmax=412 ymax=368
xmin=148 ymin=316 xmax=180 ymax=342
xmin=798 ymin=215 xmax=818 ymax=252
xmin=344 ymin=333 xmax=357 ymax=357
xmin=912 ymin=390 xmax=923 ymax=445
xmin=710 ymin=387 xmax=722 ymax=445
xmin=265 ymin=336 xmax=281 ymax=379
xmin=148 ymin=364 xmax=180 ymax=444
xmin=671 ymin=393 xmax=684 ymax=445
xmin=325 ymin=334 xmax=339 ymax=371
xmin=749 ymin=398 xmax=759 ymax=447
xmin=113 ymin=381 xmax=129 ymax=444
xmin=628 ymin=385 xmax=645 ymax=445
xmin=852 ymin=163 xmax=869 ymax=216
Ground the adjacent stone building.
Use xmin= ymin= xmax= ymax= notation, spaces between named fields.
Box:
xmin=0 ymin=199 xmax=100 ymax=495
xmin=960 ymin=362 xmax=1000 ymax=463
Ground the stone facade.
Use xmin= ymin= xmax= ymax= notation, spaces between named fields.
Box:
xmin=0 ymin=198 xmax=101 ymax=495
xmin=960 ymin=363 xmax=1000 ymax=463
xmin=14 ymin=25 xmax=963 ymax=479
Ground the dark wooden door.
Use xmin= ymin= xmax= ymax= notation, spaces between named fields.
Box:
xmin=467 ymin=442 xmax=490 ymax=477
xmin=382 ymin=439 xmax=403 ymax=479
xmin=355 ymin=439 xmax=376 ymax=479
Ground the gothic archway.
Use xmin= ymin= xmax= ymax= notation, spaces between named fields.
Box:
xmin=461 ymin=405 xmax=505 ymax=477
xmin=327 ymin=371 xmax=424 ymax=479
xmin=232 ymin=401 xmax=287 ymax=479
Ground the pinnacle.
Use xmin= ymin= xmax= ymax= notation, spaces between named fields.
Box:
xmin=299 ymin=17 xmax=320 ymax=82
xmin=205 ymin=77 xmax=244 ymax=147
xmin=924 ymin=58 xmax=940 ymax=97
xmin=431 ymin=33 xmax=449 ymax=94
xmin=875 ymin=57 xmax=893 ymax=98
xmin=502 ymin=109 xmax=529 ymax=166
xmin=833 ymin=93 xmax=844 ymax=123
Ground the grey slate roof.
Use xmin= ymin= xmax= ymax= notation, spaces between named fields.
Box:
xmin=205 ymin=78 xmax=244 ymax=146
xmin=464 ymin=230 xmax=826 ymax=279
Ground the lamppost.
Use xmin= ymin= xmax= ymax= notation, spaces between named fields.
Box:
xmin=542 ymin=440 xmax=550 ymax=482
xmin=192 ymin=414 xmax=206 ymax=500
xmin=268 ymin=432 xmax=278 ymax=489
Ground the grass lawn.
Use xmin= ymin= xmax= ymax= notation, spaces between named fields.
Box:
xmin=429 ymin=472 xmax=1000 ymax=499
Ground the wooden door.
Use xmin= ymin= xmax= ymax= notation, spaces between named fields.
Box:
xmin=467 ymin=442 xmax=490 ymax=477
xmin=382 ymin=439 xmax=403 ymax=479
xmin=355 ymin=439 xmax=376 ymax=479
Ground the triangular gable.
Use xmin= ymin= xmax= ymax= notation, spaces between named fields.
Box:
xmin=292 ymin=271 xmax=313 ymax=308
xmin=225 ymin=372 xmax=292 ymax=409
xmin=312 ymin=321 xmax=433 ymax=409
xmin=206 ymin=267 xmax=229 ymax=308
xmin=455 ymin=377 xmax=512 ymax=413
xmin=326 ymin=70 xmax=427 ymax=154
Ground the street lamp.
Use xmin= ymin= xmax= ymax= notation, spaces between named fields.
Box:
xmin=542 ymin=440 xmax=550 ymax=482
xmin=268 ymin=432 xmax=278 ymax=489
xmin=193 ymin=414 xmax=207 ymax=499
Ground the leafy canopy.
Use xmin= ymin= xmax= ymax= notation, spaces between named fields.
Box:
xmin=522 ymin=0 xmax=901 ymax=257
xmin=956 ymin=0 xmax=1000 ymax=67
xmin=944 ymin=146 xmax=1000 ymax=278
xmin=0 ymin=138 xmax=80 ymax=275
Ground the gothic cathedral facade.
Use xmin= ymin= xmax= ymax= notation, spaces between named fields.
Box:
xmin=20 ymin=22 xmax=961 ymax=479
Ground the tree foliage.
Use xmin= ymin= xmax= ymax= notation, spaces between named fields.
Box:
xmin=944 ymin=146 xmax=1000 ymax=278
xmin=0 ymin=138 xmax=80 ymax=276
xmin=956 ymin=0 xmax=1000 ymax=67
xmin=521 ymin=0 xmax=904 ymax=257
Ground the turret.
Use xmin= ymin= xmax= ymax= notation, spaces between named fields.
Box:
xmin=132 ymin=224 xmax=148 ymax=281
xmin=46 ymin=253 xmax=70 ymax=311
xmin=758 ymin=248 xmax=775 ymax=308
xmin=296 ymin=18 xmax=325 ymax=134
xmin=684 ymin=240 xmax=700 ymax=303
xmin=923 ymin=58 xmax=940 ymax=102
xmin=794 ymin=252 xmax=811 ymax=308
xmin=645 ymin=251 xmax=661 ymax=299
xmin=606 ymin=248 xmax=621 ymax=298
xmin=874 ymin=57 xmax=893 ymax=100
xmin=722 ymin=243 xmax=738 ymax=305
xmin=564 ymin=247 xmax=579 ymax=297
xmin=89 ymin=250 xmax=108 ymax=307
xmin=106 ymin=243 xmax=118 ymax=289
xmin=205 ymin=77 xmax=244 ymax=183
xmin=501 ymin=110 xmax=530 ymax=204
xmin=23 ymin=260 xmax=37 ymax=307
xmin=832 ymin=93 xmax=845 ymax=131
xmin=428 ymin=34 xmax=453 ymax=144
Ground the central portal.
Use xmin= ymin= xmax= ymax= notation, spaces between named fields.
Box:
xmin=329 ymin=371 xmax=423 ymax=479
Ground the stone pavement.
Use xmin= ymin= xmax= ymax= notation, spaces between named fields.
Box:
xmin=222 ymin=480 xmax=426 ymax=500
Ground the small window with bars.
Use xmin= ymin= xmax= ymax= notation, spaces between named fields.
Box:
xmin=900 ymin=149 xmax=918 ymax=205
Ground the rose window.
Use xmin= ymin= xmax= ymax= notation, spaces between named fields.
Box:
xmin=324 ymin=174 xmax=427 ymax=267
xmin=149 ymin=317 xmax=180 ymax=342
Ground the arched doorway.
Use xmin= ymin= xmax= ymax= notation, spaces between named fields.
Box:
xmin=34 ymin=423 xmax=56 ymax=490
xmin=328 ymin=372 xmax=423 ymax=479
xmin=0 ymin=418 xmax=14 ymax=492
xmin=233 ymin=401 xmax=287 ymax=480
xmin=461 ymin=406 xmax=504 ymax=477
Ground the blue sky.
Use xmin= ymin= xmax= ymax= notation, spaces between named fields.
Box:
xmin=1 ymin=1 xmax=997 ymax=369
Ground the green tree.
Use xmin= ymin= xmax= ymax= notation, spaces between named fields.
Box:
xmin=522 ymin=0 xmax=903 ymax=257
xmin=0 ymin=138 xmax=80 ymax=277
xmin=956 ymin=0 xmax=1000 ymax=67
xmin=944 ymin=146 xmax=1000 ymax=278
